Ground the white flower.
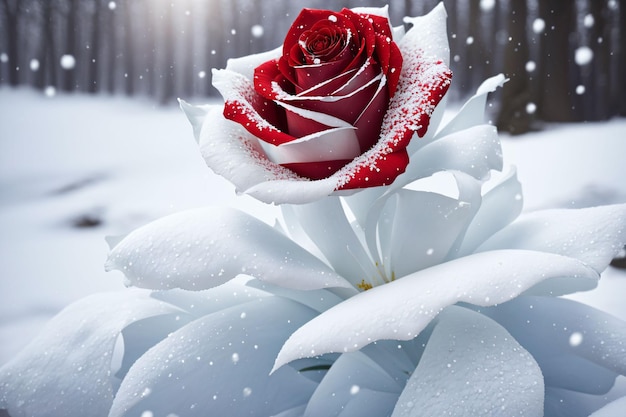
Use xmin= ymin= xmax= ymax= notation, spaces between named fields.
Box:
xmin=2 ymin=4 xmax=626 ymax=417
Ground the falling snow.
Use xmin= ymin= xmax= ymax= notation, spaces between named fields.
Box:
xmin=108 ymin=1 xmax=116 ymax=11
xmin=525 ymin=61 xmax=536 ymax=72
xmin=576 ymin=85 xmax=586 ymax=95
xmin=251 ymin=25 xmax=264 ymax=38
xmin=532 ymin=18 xmax=545 ymax=34
xmin=60 ymin=54 xmax=76 ymax=70
xmin=44 ymin=86 xmax=56 ymax=97
xmin=30 ymin=59 xmax=40 ymax=72
xmin=480 ymin=0 xmax=495 ymax=12
xmin=574 ymin=46 xmax=593 ymax=66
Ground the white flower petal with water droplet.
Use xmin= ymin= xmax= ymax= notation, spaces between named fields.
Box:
xmin=0 ymin=290 xmax=178 ymax=417
xmin=106 ymin=206 xmax=350 ymax=291
xmin=391 ymin=306 xmax=543 ymax=417
xmin=273 ymin=249 xmax=597 ymax=371
xmin=479 ymin=203 xmax=626 ymax=275
xmin=109 ymin=297 xmax=318 ymax=417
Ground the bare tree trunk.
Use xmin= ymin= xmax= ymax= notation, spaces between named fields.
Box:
xmin=537 ymin=0 xmax=576 ymax=122
xmin=584 ymin=0 xmax=610 ymax=120
xmin=61 ymin=0 xmax=78 ymax=92
xmin=497 ymin=0 xmax=532 ymax=134
xmin=1 ymin=0 xmax=22 ymax=86
xmin=86 ymin=0 xmax=100 ymax=93
xmin=159 ymin=3 xmax=175 ymax=104
xmin=617 ymin=1 xmax=626 ymax=116
xmin=122 ymin=0 xmax=134 ymax=95
xmin=32 ymin=0 xmax=54 ymax=90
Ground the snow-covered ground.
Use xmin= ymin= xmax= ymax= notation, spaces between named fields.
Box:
xmin=1 ymin=87 xmax=625 ymax=366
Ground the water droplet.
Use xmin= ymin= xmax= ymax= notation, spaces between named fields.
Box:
xmin=569 ymin=332 xmax=583 ymax=347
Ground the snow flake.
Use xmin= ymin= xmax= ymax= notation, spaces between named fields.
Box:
xmin=574 ymin=46 xmax=593 ymax=66
xmin=532 ymin=18 xmax=545 ymax=34
xmin=251 ymin=25 xmax=264 ymax=38
xmin=60 ymin=54 xmax=76 ymax=70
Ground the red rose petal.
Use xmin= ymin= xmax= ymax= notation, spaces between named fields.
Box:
xmin=217 ymin=69 xmax=296 ymax=146
xmin=335 ymin=51 xmax=452 ymax=191
xmin=338 ymin=150 xmax=410 ymax=189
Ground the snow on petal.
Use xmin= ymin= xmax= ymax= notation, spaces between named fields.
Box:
xmin=245 ymin=177 xmax=339 ymax=205
xmin=402 ymin=3 xmax=450 ymax=66
xmin=478 ymin=203 xmax=626 ymax=274
xmin=105 ymin=206 xmax=350 ymax=291
xmin=391 ymin=306 xmax=543 ymax=417
xmin=332 ymin=5 xmax=452 ymax=192
xmin=483 ymin=296 xmax=626 ymax=390
xmin=272 ymin=249 xmax=597 ymax=370
xmin=109 ymin=297 xmax=319 ymax=417
xmin=196 ymin=104 xmax=302 ymax=191
xmin=0 ymin=290 xmax=178 ymax=417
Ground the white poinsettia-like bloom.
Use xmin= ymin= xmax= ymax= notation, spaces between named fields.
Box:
xmin=2 ymin=4 xmax=626 ymax=417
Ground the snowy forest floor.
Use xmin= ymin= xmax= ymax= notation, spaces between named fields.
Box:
xmin=1 ymin=87 xmax=625 ymax=366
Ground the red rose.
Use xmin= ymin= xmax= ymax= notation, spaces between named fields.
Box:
xmin=191 ymin=5 xmax=453 ymax=204
xmin=249 ymin=8 xmax=402 ymax=180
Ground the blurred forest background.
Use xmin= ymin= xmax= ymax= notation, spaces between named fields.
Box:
xmin=1 ymin=0 xmax=624 ymax=134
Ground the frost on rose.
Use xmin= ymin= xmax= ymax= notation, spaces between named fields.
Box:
xmin=2 ymin=4 xmax=626 ymax=417
xmin=183 ymin=3 xmax=452 ymax=204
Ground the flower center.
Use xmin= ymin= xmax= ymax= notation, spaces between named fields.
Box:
xmin=298 ymin=24 xmax=348 ymax=65
xmin=357 ymin=262 xmax=396 ymax=291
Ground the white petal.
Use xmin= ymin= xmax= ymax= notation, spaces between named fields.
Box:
xmin=303 ymin=351 xmax=402 ymax=417
xmin=109 ymin=297 xmax=319 ymax=417
xmin=589 ymin=396 xmax=626 ymax=417
xmin=196 ymin=104 xmax=304 ymax=193
xmin=0 ymin=290 xmax=177 ymax=417
xmin=376 ymin=189 xmax=476 ymax=279
xmin=245 ymin=177 xmax=339 ymax=205
xmin=225 ymin=45 xmax=282 ymax=80
xmin=284 ymin=197 xmax=377 ymax=288
xmin=273 ymin=249 xmax=597 ymax=370
xmin=435 ymin=74 xmax=507 ymax=138
xmin=483 ymin=296 xmax=626 ymax=391
xmin=391 ymin=306 xmax=543 ymax=417
xmin=479 ymin=203 xmax=626 ymax=274
xmin=458 ymin=167 xmax=523 ymax=256
xmin=407 ymin=124 xmax=502 ymax=182
xmin=178 ymin=99 xmax=212 ymax=142
xmin=402 ymin=3 xmax=450 ymax=66
xmin=260 ymin=126 xmax=360 ymax=165
xmin=106 ymin=207 xmax=350 ymax=291
xmin=351 ymin=5 xmax=390 ymax=20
